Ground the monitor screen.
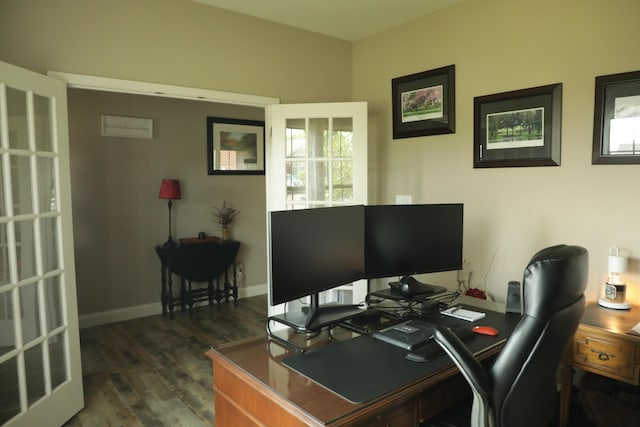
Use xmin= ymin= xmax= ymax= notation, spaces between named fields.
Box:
xmin=364 ymin=204 xmax=463 ymax=279
xmin=269 ymin=205 xmax=365 ymax=306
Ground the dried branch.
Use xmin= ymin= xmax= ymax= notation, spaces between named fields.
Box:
xmin=211 ymin=200 xmax=238 ymax=230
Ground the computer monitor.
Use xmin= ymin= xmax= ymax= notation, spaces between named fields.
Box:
xmin=364 ymin=204 xmax=463 ymax=283
xmin=269 ymin=205 xmax=365 ymax=328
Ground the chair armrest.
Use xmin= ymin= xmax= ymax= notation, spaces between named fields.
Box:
xmin=434 ymin=325 xmax=491 ymax=397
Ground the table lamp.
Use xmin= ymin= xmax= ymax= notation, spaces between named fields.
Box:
xmin=158 ymin=179 xmax=181 ymax=246
xmin=598 ymin=247 xmax=631 ymax=310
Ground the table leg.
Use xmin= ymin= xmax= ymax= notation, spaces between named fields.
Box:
xmin=207 ymin=280 xmax=214 ymax=306
xmin=223 ymin=269 xmax=231 ymax=304
xmin=167 ymin=270 xmax=174 ymax=319
xmin=559 ymin=351 xmax=574 ymax=427
xmin=232 ymin=262 xmax=238 ymax=305
xmin=160 ymin=264 xmax=167 ymax=316
xmin=180 ymin=277 xmax=187 ymax=312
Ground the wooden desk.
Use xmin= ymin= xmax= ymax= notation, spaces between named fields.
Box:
xmin=560 ymin=302 xmax=640 ymax=427
xmin=206 ymin=304 xmax=516 ymax=427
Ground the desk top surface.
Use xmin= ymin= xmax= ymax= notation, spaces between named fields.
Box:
xmin=581 ymin=302 xmax=640 ymax=338
xmin=210 ymin=302 xmax=517 ymax=425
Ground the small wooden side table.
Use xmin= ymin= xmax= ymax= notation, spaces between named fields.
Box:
xmin=155 ymin=238 xmax=240 ymax=317
xmin=559 ymin=302 xmax=640 ymax=426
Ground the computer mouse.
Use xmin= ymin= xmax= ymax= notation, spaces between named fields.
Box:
xmin=400 ymin=276 xmax=421 ymax=297
xmin=472 ymin=325 xmax=499 ymax=336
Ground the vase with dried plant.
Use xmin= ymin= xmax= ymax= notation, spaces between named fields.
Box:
xmin=211 ymin=200 xmax=238 ymax=240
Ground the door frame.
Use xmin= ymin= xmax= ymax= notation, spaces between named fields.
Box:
xmin=47 ymin=71 xmax=279 ymax=108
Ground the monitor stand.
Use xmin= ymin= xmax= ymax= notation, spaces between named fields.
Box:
xmin=267 ymin=293 xmax=364 ymax=352
xmin=301 ymin=293 xmax=364 ymax=329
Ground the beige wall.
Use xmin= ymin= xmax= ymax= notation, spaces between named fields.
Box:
xmin=0 ymin=0 xmax=352 ymax=104
xmin=354 ymin=0 xmax=640 ymax=303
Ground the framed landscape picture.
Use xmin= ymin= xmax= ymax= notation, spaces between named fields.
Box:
xmin=392 ymin=65 xmax=455 ymax=139
xmin=473 ymin=83 xmax=562 ymax=168
xmin=207 ymin=117 xmax=265 ymax=175
xmin=592 ymin=70 xmax=640 ymax=164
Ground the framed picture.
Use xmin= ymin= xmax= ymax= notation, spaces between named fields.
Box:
xmin=207 ymin=117 xmax=265 ymax=175
xmin=592 ymin=70 xmax=640 ymax=164
xmin=392 ymin=64 xmax=455 ymax=139
xmin=473 ymin=83 xmax=562 ymax=168
xmin=101 ymin=115 xmax=153 ymax=139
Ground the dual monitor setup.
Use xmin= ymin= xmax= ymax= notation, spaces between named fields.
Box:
xmin=269 ymin=203 xmax=464 ymax=332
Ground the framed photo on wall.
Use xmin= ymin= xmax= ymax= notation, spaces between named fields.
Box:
xmin=473 ymin=83 xmax=562 ymax=168
xmin=207 ymin=117 xmax=265 ymax=175
xmin=392 ymin=65 xmax=455 ymax=139
xmin=592 ymin=70 xmax=640 ymax=164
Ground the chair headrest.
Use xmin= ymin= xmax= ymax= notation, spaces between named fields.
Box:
xmin=523 ymin=244 xmax=588 ymax=319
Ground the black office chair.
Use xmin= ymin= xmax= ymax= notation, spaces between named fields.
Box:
xmin=163 ymin=240 xmax=240 ymax=314
xmin=427 ymin=244 xmax=588 ymax=427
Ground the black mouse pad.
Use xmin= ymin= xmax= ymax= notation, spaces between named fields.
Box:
xmin=282 ymin=310 xmax=519 ymax=403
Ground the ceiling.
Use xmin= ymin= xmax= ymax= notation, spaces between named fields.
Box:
xmin=192 ymin=0 xmax=462 ymax=41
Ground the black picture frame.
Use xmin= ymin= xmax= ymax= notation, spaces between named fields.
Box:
xmin=473 ymin=83 xmax=562 ymax=168
xmin=207 ymin=117 xmax=265 ymax=175
xmin=392 ymin=64 xmax=455 ymax=139
xmin=592 ymin=70 xmax=640 ymax=164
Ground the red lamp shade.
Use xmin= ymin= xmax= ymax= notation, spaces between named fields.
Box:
xmin=158 ymin=179 xmax=181 ymax=200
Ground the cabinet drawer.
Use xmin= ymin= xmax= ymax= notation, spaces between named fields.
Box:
xmin=351 ymin=398 xmax=417 ymax=427
xmin=573 ymin=332 xmax=637 ymax=383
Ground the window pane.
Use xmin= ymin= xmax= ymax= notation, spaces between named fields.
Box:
xmin=7 ymin=86 xmax=29 ymax=150
xmin=49 ymin=333 xmax=68 ymax=390
xmin=25 ymin=344 xmax=45 ymax=406
xmin=308 ymin=160 xmax=328 ymax=202
xmin=40 ymin=217 xmax=59 ymax=273
xmin=34 ymin=94 xmax=53 ymax=152
xmin=332 ymin=118 xmax=353 ymax=158
xmin=20 ymin=282 xmax=41 ymax=344
xmin=308 ymin=118 xmax=329 ymax=158
xmin=0 ymin=224 xmax=8 ymax=286
xmin=0 ymin=357 xmax=21 ymax=424
xmin=44 ymin=275 xmax=63 ymax=332
xmin=11 ymin=154 xmax=34 ymax=215
xmin=37 ymin=157 xmax=56 ymax=213
xmin=0 ymin=158 xmax=5 ymax=217
xmin=331 ymin=161 xmax=354 ymax=202
xmin=285 ymin=119 xmax=305 ymax=158
xmin=16 ymin=220 xmax=36 ymax=280
xmin=0 ymin=289 xmax=16 ymax=357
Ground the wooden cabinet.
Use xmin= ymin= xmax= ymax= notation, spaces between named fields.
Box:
xmin=573 ymin=327 xmax=639 ymax=384
xmin=560 ymin=303 xmax=640 ymax=427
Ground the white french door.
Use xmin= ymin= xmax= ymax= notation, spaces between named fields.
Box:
xmin=0 ymin=61 xmax=83 ymax=426
xmin=266 ymin=102 xmax=368 ymax=319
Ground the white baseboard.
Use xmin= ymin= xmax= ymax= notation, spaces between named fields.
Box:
xmin=79 ymin=283 xmax=268 ymax=328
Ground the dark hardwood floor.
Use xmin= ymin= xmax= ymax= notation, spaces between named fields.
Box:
xmin=64 ymin=295 xmax=268 ymax=427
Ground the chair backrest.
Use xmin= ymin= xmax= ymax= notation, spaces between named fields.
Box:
xmin=489 ymin=244 xmax=588 ymax=427
xmin=163 ymin=240 xmax=240 ymax=282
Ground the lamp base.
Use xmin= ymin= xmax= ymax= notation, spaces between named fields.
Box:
xmin=598 ymin=298 xmax=631 ymax=310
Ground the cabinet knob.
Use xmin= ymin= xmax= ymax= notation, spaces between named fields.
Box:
xmin=591 ymin=348 xmax=615 ymax=361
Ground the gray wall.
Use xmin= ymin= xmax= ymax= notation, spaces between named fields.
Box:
xmin=68 ymin=89 xmax=265 ymax=314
